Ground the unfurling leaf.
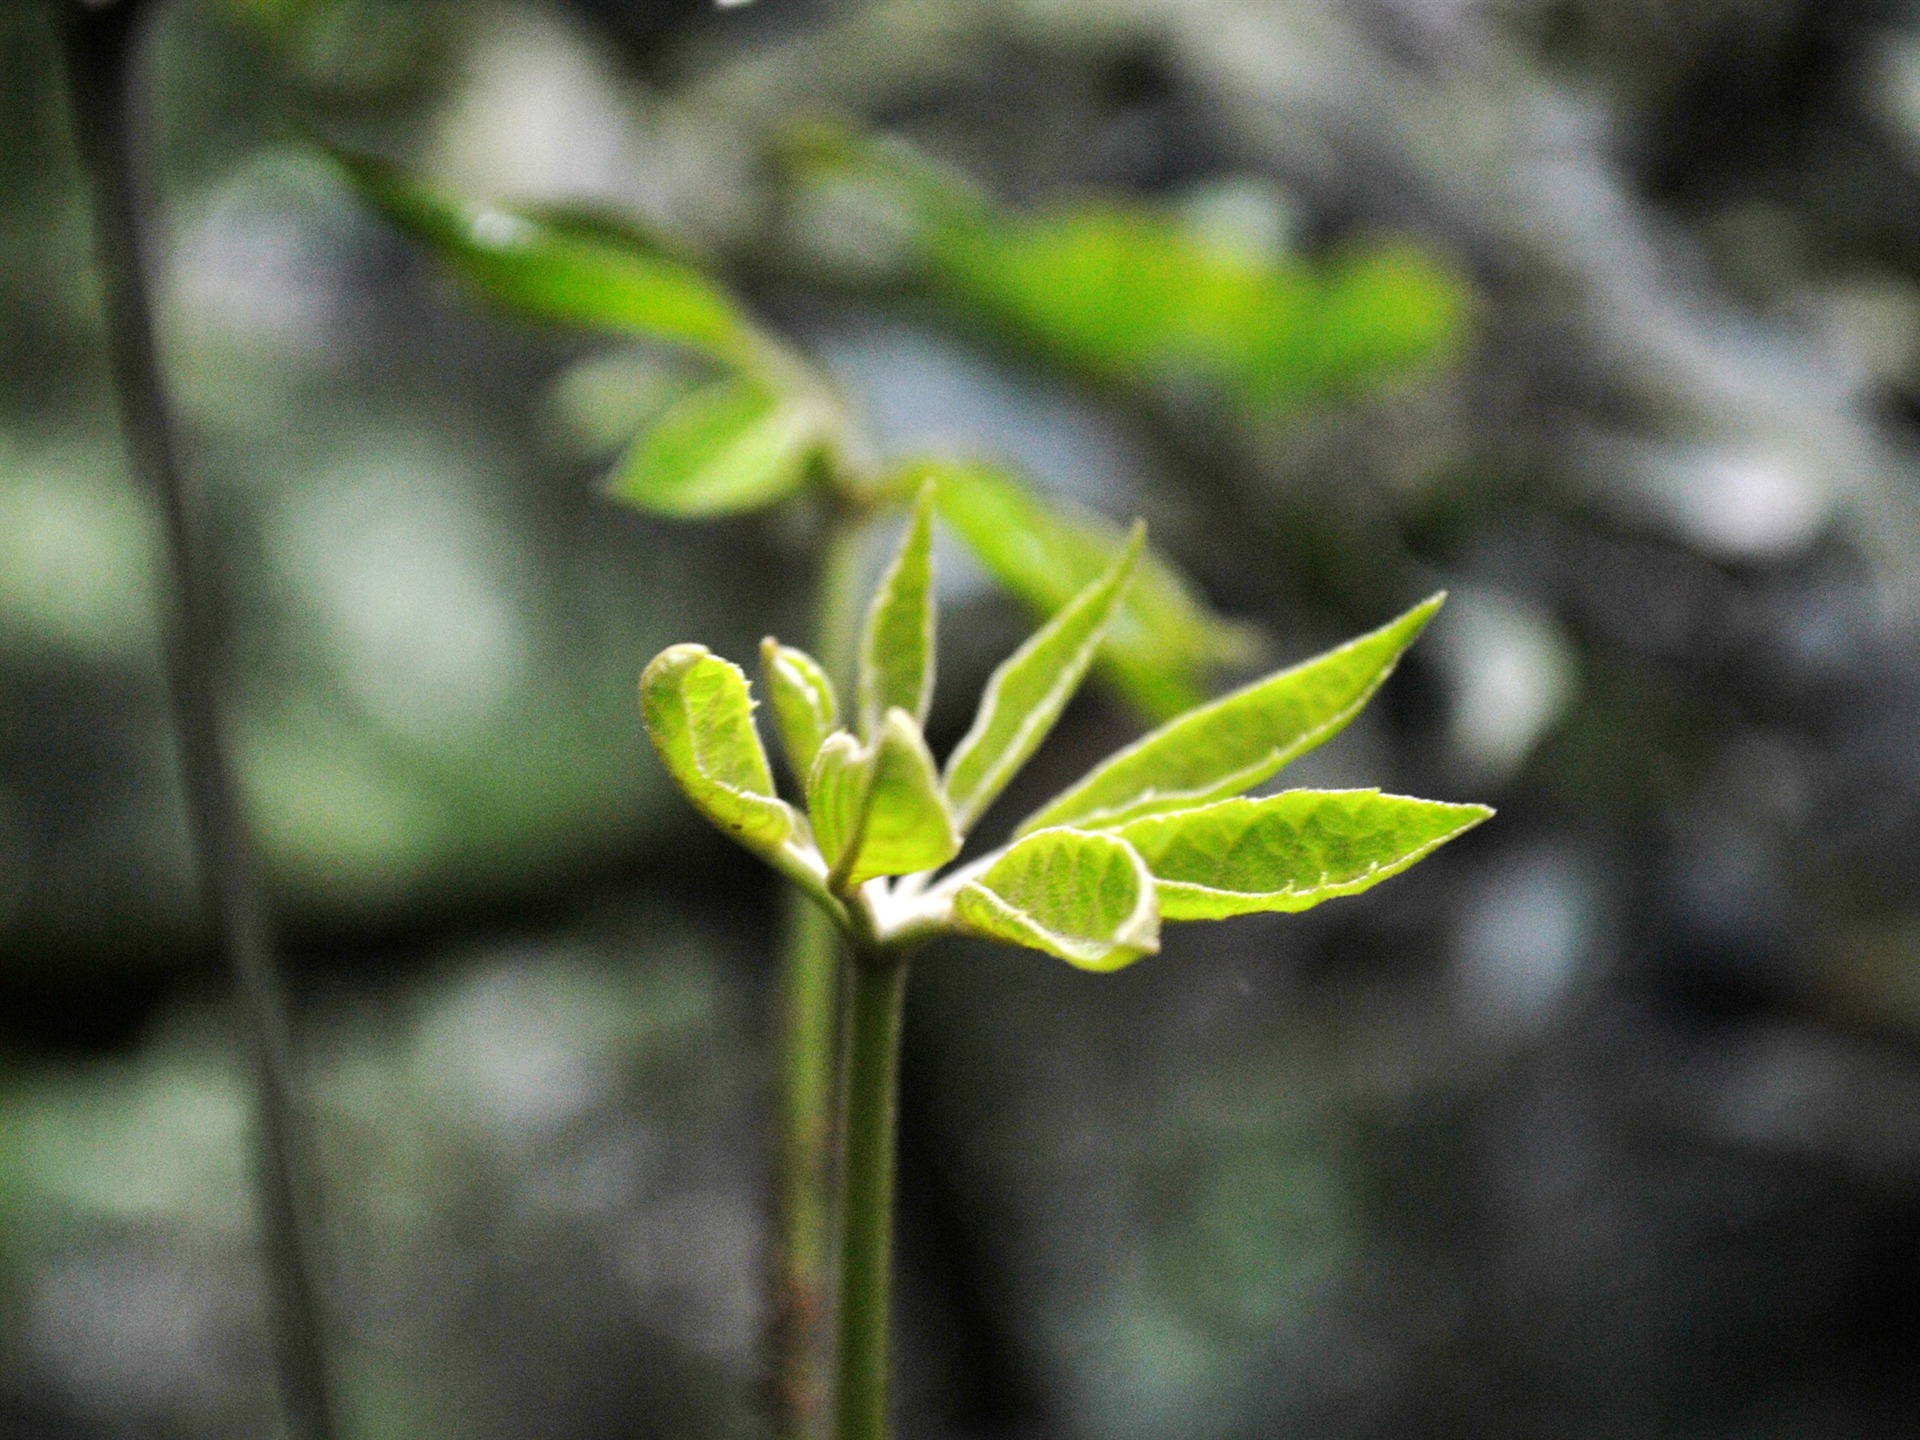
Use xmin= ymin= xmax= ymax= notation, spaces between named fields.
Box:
xmin=1020 ymin=595 xmax=1445 ymax=835
xmin=857 ymin=484 xmax=937 ymax=738
xmin=806 ymin=730 xmax=872 ymax=876
xmin=332 ymin=150 xmax=748 ymax=361
xmin=943 ymin=524 xmax=1143 ymax=831
xmin=953 ymin=828 xmax=1160 ymax=971
xmin=1115 ymin=790 xmax=1492 ymax=919
xmin=839 ymin=710 xmax=962 ymax=887
xmin=608 ymin=377 xmax=826 ymax=517
xmin=923 ymin=460 xmax=1257 ymax=718
xmin=640 ymin=644 xmax=795 ymax=856
xmin=761 ymin=639 xmax=839 ymax=779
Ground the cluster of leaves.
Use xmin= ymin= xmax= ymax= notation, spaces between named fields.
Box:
xmin=333 ymin=148 xmax=1254 ymax=717
xmin=643 ymin=488 xmax=1490 ymax=969
xmin=783 ymin=126 xmax=1471 ymax=414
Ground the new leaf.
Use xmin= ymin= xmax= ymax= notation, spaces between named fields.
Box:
xmin=857 ymin=485 xmax=937 ymax=739
xmin=640 ymin=645 xmax=796 ymax=857
xmin=762 ymin=639 xmax=839 ymax=779
xmin=943 ymin=524 xmax=1143 ymax=830
xmin=953 ymin=828 xmax=1160 ymax=971
xmin=1115 ymin=790 xmax=1492 ymax=919
xmin=1020 ymin=594 xmax=1444 ymax=835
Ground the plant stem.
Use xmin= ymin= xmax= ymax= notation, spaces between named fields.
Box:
xmin=53 ymin=7 xmax=339 ymax=1440
xmin=833 ymin=944 xmax=911 ymax=1440
xmin=770 ymin=505 xmax=872 ymax=1437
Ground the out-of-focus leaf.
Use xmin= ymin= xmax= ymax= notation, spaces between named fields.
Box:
xmin=1020 ymin=595 xmax=1444 ymax=835
xmin=784 ymin=129 xmax=1470 ymax=409
xmin=952 ymin=828 xmax=1159 ymax=971
xmin=761 ymin=638 xmax=839 ymax=780
xmin=856 ymin=484 xmax=937 ymax=738
xmin=607 ymin=376 xmax=826 ymax=517
xmin=640 ymin=644 xmax=795 ymax=857
xmin=943 ymin=524 xmax=1143 ymax=830
xmin=332 ymin=150 xmax=750 ymax=361
xmin=921 ymin=459 xmax=1258 ymax=719
xmin=1115 ymin=790 xmax=1491 ymax=919
xmin=837 ymin=710 xmax=962 ymax=888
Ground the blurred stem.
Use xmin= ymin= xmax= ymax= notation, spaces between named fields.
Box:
xmin=771 ymin=502 xmax=872 ymax=1437
xmin=832 ymin=943 xmax=911 ymax=1440
xmin=53 ymin=7 xmax=339 ymax=1440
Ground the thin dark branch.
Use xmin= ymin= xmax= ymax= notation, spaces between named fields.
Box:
xmin=51 ymin=4 xmax=340 ymax=1437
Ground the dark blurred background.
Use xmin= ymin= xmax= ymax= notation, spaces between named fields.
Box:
xmin=10 ymin=0 xmax=1920 ymax=1436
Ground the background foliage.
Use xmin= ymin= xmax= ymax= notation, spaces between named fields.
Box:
xmin=8 ymin=0 xmax=1920 ymax=1436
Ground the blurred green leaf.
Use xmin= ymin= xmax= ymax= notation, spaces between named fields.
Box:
xmin=943 ymin=523 xmax=1142 ymax=831
xmin=331 ymin=150 xmax=751 ymax=361
xmin=786 ymin=129 xmax=1470 ymax=409
xmin=761 ymin=638 xmax=839 ymax=780
xmin=607 ymin=376 xmax=827 ymax=517
xmin=953 ymin=827 xmax=1159 ymax=971
xmin=640 ymin=644 xmax=795 ymax=858
xmin=1115 ymin=790 xmax=1491 ymax=919
xmin=920 ymin=459 xmax=1258 ymax=719
xmin=1020 ymin=594 xmax=1444 ymax=835
xmin=856 ymin=484 xmax=937 ymax=739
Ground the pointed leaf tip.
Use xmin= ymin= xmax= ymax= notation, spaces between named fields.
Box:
xmin=1116 ymin=789 xmax=1491 ymax=919
xmin=1019 ymin=594 xmax=1446 ymax=835
xmin=857 ymin=483 xmax=938 ymax=739
xmin=943 ymin=523 xmax=1144 ymax=831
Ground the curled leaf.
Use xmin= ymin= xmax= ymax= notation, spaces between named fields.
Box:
xmin=761 ymin=638 xmax=839 ymax=779
xmin=953 ymin=828 xmax=1159 ymax=971
xmin=640 ymin=644 xmax=795 ymax=856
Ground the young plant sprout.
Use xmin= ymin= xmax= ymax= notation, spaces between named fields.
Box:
xmin=641 ymin=485 xmax=1491 ymax=1440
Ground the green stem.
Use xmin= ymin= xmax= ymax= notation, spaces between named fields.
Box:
xmin=53 ymin=7 xmax=338 ymax=1440
xmin=833 ymin=945 xmax=911 ymax=1440
xmin=770 ymin=504 xmax=872 ymax=1437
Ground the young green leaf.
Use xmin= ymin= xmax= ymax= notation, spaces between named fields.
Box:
xmin=952 ymin=827 xmax=1160 ymax=971
xmin=1019 ymin=595 xmax=1445 ymax=835
xmin=856 ymin=484 xmax=937 ymax=739
xmin=640 ymin=644 xmax=796 ymax=856
xmin=806 ymin=730 xmax=872 ymax=876
xmin=607 ymin=376 xmax=826 ymax=517
xmin=835 ymin=710 xmax=962 ymax=888
xmin=943 ymin=524 xmax=1144 ymax=831
xmin=922 ymin=459 xmax=1258 ymax=719
xmin=330 ymin=150 xmax=749 ymax=362
xmin=1115 ymin=790 xmax=1492 ymax=919
xmin=761 ymin=638 xmax=839 ymax=779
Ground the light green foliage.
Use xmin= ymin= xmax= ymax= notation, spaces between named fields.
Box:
xmin=786 ymin=127 xmax=1470 ymax=412
xmin=923 ymin=459 xmax=1258 ymax=717
xmin=762 ymin=639 xmax=839 ymax=780
xmin=640 ymin=644 xmax=795 ymax=857
xmin=943 ymin=525 xmax=1143 ymax=830
xmin=1115 ymin=790 xmax=1493 ymax=919
xmin=807 ymin=731 xmax=872 ymax=876
xmin=643 ymin=518 xmax=1482 ymax=969
xmin=1020 ymin=595 xmax=1444 ymax=835
xmin=953 ymin=828 xmax=1160 ymax=971
xmin=856 ymin=486 xmax=937 ymax=738
xmin=608 ymin=376 xmax=826 ymax=517
xmin=836 ymin=711 xmax=963 ymax=888
xmin=332 ymin=152 xmax=749 ymax=362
